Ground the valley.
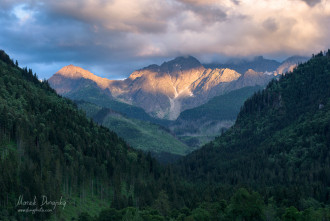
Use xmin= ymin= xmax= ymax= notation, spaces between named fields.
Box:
xmin=49 ymin=55 xmax=307 ymax=156
xmin=76 ymin=101 xmax=190 ymax=159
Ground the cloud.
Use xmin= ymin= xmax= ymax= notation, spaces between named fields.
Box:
xmin=300 ymin=0 xmax=321 ymax=7
xmin=0 ymin=0 xmax=329 ymax=79
xmin=262 ymin=18 xmax=278 ymax=32
xmin=186 ymin=4 xmax=227 ymax=24
xmin=43 ymin=0 xmax=175 ymax=33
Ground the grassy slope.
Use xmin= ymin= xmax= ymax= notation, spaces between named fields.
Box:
xmin=77 ymin=101 xmax=190 ymax=156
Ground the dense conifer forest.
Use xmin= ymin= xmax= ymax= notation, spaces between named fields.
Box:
xmin=0 ymin=50 xmax=165 ymax=220
xmin=1 ymin=50 xmax=330 ymax=220
xmin=175 ymin=51 xmax=330 ymax=219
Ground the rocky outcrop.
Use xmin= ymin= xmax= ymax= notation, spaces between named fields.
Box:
xmin=230 ymin=69 xmax=274 ymax=90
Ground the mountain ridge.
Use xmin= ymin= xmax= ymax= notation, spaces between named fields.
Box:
xmin=49 ymin=55 xmax=279 ymax=120
xmin=56 ymin=64 xmax=113 ymax=90
xmin=204 ymin=55 xmax=281 ymax=73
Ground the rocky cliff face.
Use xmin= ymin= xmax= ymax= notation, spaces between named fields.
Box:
xmin=49 ymin=56 xmax=286 ymax=120
xmin=114 ymin=56 xmax=244 ymax=119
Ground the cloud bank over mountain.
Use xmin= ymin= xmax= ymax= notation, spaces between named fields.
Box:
xmin=0 ymin=0 xmax=329 ymax=78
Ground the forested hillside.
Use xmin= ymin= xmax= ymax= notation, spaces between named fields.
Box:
xmin=177 ymin=86 xmax=262 ymax=122
xmin=0 ymin=50 xmax=165 ymax=220
xmin=55 ymin=79 xmax=170 ymax=126
xmin=77 ymin=51 xmax=330 ymax=220
xmin=178 ymin=51 xmax=330 ymax=209
xmin=171 ymin=86 xmax=262 ymax=147
xmin=76 ymin=101 xmax=190 ymax=158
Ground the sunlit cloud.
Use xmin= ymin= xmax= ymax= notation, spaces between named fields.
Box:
xmin=0 ymin=0 xmax=329 ymax=79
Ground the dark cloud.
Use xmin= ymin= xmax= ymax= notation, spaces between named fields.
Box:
xmin=42 ymin=0 xmax=173 ymax=34
xmin=0 ymin=0 xmax=21 ymax=9
xmin=177 ymin=0 xmax=228 ymax=24
xmin=300 ymin=0 xmax=321 ymax=7
xmin=231 ymin=0 xmax=240 ymax=5
xmin=262 ymin=18 xmax=278 ymax=32
xmin=173 ymin=0 xmax=228 ymax=32
xmin=190 ymin=5 xmax=227 ymax=24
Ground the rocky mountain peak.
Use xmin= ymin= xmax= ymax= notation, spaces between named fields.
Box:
xmin=54 ymin=64 xmax=112 ymax=89
xmin=244 ymin=69 xmax=260 ymax=76
xmin=160 ymin=56 xmax=203 ymax=73
xmin=142 ymin=64 xmax=160 ymax=71
xmin=220 ymin=68 xmax=241 ymax=82
xmin=56 ymin=64 xmax=89 ymax=78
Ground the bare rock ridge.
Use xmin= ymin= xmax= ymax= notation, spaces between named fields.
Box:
xmin=55 ymin=64 xmax=113 ymax=89
xmin=49 ymin=55 xmax=307 ymax=120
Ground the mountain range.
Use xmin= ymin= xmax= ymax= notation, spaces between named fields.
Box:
xmin=205 ymin=55 xmax=309 ymax=74
xmin=48 ymin=55 xmax=308 ymax=153
xmin=49 ymin=55 xmax=306 ymax=121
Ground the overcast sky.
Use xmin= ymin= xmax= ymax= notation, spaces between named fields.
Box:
xmin=0 ymin=0 xmax=329 ymax=79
